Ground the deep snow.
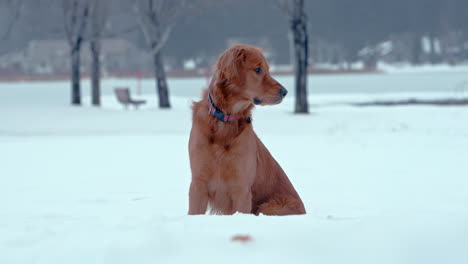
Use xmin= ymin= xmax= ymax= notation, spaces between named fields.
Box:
xmin=1 ymin=72 xmax=468 ymax=264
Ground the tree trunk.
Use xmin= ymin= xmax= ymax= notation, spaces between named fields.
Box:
xmin=363 ymin=51 xmax=378 ymax=70
xmin=291 ymin=0 xmax=308 ymax=113
xmin=153 ymin=51 xmax=170 ymax=108
xmin=90 ymin=40 xmax=101 ymax=106
xmin=71 ymin=45 xmax=81 ymax=105
xmin=411 ymin=34 xmax=422 ymax=65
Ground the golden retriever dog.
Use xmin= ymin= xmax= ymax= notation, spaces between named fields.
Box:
xmin=188 ymin=44 xmax=306 ymax=215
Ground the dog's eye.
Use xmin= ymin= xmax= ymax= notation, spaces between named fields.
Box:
xmin=254 ymin=67 xmax=262 ymax=74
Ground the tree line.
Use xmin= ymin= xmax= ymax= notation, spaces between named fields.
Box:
xmin=61 ymin=0 xmax=186 ymax=107
xmin=1 ymin=0 xmax=311 ymax=112
xmin=1 ymin=0 xmax=468 ymax=113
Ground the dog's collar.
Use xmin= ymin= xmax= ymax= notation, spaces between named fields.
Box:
xmin=208 ymin=94 xmax=251 ymax=123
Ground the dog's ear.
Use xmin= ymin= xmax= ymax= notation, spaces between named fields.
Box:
xmin=216 ymin=46 xmax=246 ymax=86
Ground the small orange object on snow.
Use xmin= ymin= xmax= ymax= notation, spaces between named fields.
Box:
xmin=231 ymin=234 xmax=253 ymax=243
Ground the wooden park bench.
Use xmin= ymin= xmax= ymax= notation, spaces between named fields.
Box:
xmin=114 ymin=88 xmax=146 ymax=109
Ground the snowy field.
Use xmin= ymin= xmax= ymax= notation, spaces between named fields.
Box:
xmin=1 ymin=72 xmax=468 ymax=264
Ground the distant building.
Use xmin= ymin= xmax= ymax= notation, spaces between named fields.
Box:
xmin=0 ymin=39 xmax=151 ymax=76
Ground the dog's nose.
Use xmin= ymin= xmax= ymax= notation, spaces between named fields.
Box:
xmin=279 ymin=87 xmax=288 ymax=97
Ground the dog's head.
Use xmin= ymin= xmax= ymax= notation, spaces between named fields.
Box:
xmin=214 ymin=44 xmax=287 ymax=107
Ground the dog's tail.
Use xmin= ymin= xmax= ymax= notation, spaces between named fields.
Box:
xmin=257 ymin=196 xmax=306 ymax=216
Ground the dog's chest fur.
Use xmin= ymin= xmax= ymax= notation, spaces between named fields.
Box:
xmin=208 ymin=123 xmax=256 ymax=174
xmin=196 ymin=121 xmax=257 ymax=191
xmin=204 ymin=127 xmax=256 ymax=213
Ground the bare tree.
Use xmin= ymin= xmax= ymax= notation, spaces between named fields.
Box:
xmin=133 ymin=0 xmax=186 ymax=108
xmin=62 ymin=0 xmax=90 ymax=105
xmin=88 ymin=0 xmax=109 ymax=106
xmin=279 ymin=0 xmax=309 ymax=113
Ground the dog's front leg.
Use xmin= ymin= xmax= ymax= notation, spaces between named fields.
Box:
xmin=232 ymin=187 xmax=253 ymax=214
xmin=188 ymin=180 xmax=209 ymax=215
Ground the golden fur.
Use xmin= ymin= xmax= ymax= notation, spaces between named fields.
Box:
xmin=188 ymin=44 xmax=306 ymax=215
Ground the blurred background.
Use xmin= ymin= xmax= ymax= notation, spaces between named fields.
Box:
xmin=2 ymin=0 xmax=468 ymax=110
xmin=2 ymin=0 xmax=468 ymax=76
xmin=1 ymin=1 xmax=468 ymax=263
xmin=1 ymin=0 xmax=468 ymax=79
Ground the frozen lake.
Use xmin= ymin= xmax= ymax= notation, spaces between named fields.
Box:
xmin=1 ymin=70 xmax=468 ymax=105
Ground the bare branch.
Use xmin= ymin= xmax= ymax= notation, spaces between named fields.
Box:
xmin=88 ymin=0 xmax=110 ymax=43
xmin=61 ymin=0 xmax=90 ymax=46
xmin=150 ymin=25 xmax=173 ymax=55
xmin=76 ymin=1 xmax=90 ymax=44
xmin=133 ymin=0 xmax=154 ymax=47
xmin=132 ymin=0 xmax=185 ymax=55
xmin=1 ymin=0 xmax=24 ymax=40
xmin=277 ymin=0 xmax=293 ymax=18
xmin=62 ymin=0 xmax=72 ymax=43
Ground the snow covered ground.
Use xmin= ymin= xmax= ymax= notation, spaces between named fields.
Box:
xmin=1 ymin=72 xmax=468 ymax=264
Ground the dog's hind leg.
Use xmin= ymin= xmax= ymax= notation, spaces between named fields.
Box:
xmin=257 ymin=196 xmax=306 ymax=216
